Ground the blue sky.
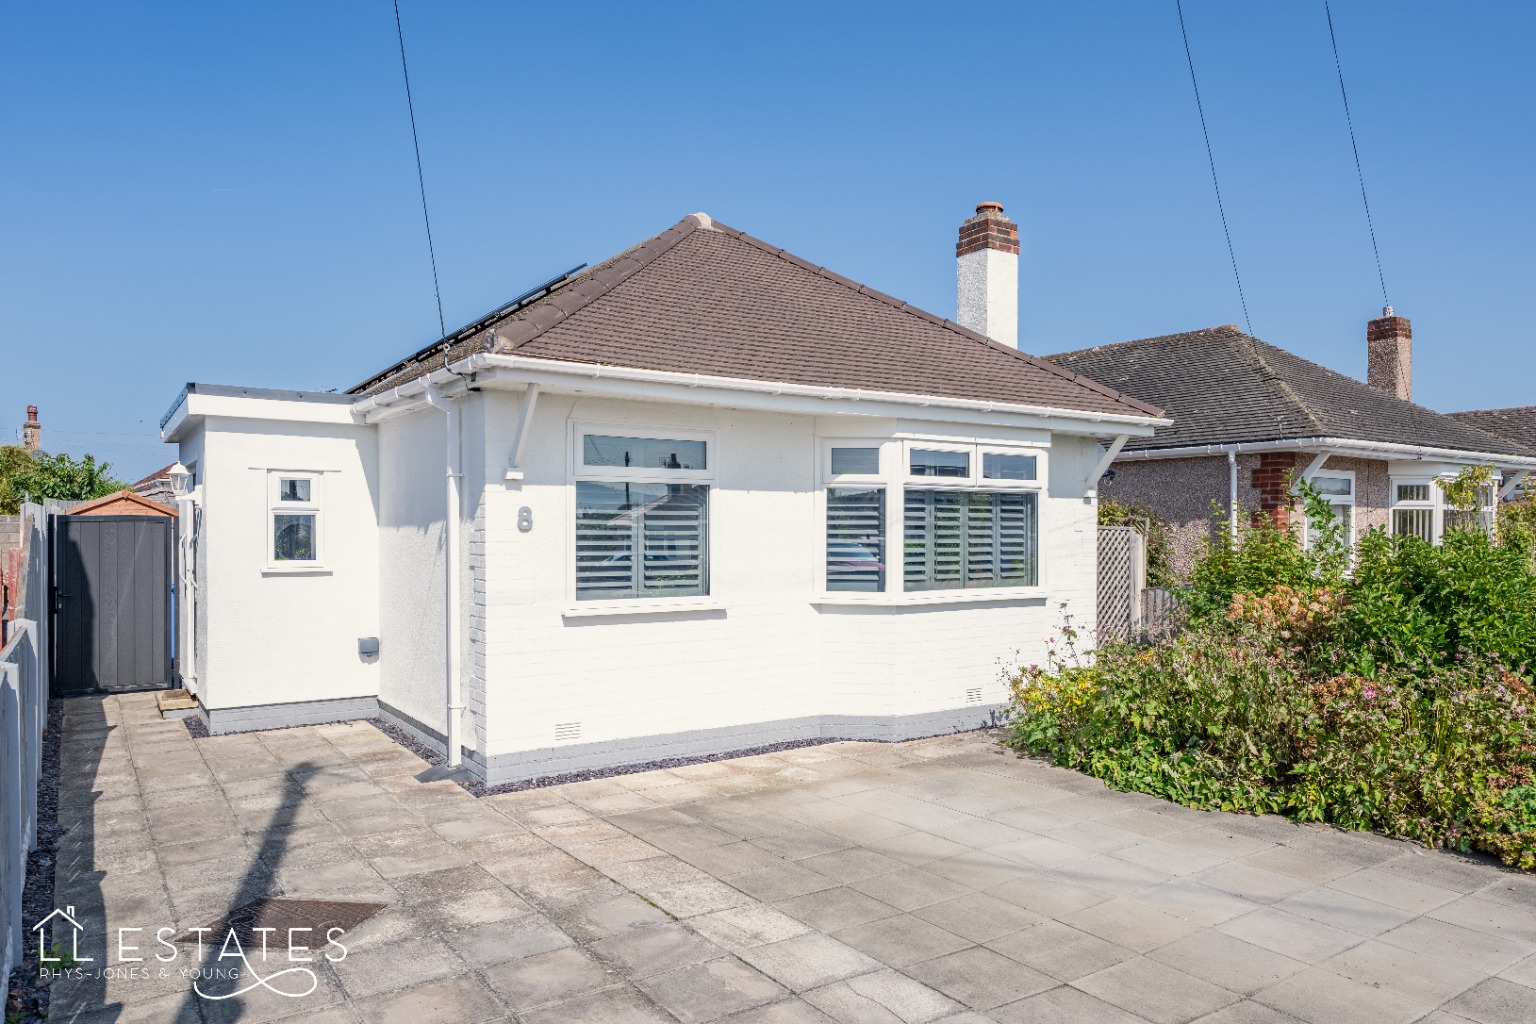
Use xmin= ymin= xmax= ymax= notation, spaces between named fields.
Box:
xmin=3 ymin=1 xmax=1532 ymax=479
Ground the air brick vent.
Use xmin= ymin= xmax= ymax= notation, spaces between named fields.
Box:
xmin=554 ymin=722 xmax=582 ymax=742
xmin=965 ymin=688 xmax=984 ymax=706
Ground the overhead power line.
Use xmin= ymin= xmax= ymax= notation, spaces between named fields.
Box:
xmin=392 ymin=0 xmax=447 ymax=341
xmin=1174 ymin=0 xmax=1253 ymax=335
xmin=1325 ymin=0 xmax=1390 ymax=309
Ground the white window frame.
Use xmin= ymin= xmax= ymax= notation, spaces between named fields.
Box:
xmin=1389 ymin=471 xmax=1502 ymax=544
xmin=266 ymin=470 xmax=323 ymax=571
xmin=1301 ymin=470 xmax=1355 ymax=550
xmin=816 ymin=436 xmax=1048 ymax=604
xmin=566 ymin=422 xmax=718 ymax=616
xmin=1390 ymin=477 xmax=1438 ymax=543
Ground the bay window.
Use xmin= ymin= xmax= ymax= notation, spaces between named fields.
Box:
xmin=822 ymin=439 xmax=1043 ymax=597
xmin=573 ymin=428 xmax=712 ymax=601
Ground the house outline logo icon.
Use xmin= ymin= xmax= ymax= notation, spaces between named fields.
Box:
xmin=33 ymin=905 xmax=93 ymax=964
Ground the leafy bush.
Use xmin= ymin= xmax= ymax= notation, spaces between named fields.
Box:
xmin=1008 ymin=474 xmax=1536 ymax=869
xmin=0 ymin=446 xmax=124 ymax=513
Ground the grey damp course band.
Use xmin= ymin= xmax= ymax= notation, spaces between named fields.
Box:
xmin=477 ymin=702 xmax=1008 ymax=789
xmin=195 ymin=695 xmax=380 ymax=735
xmin=187 ymin=694 xmax=1007 ymax=790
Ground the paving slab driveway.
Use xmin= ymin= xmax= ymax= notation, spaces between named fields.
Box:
xmin=45 ymin=694 xmax=1536 ymax=1024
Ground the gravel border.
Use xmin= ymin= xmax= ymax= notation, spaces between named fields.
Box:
xmin=6 ymin=700 xmax=64 ymax=1024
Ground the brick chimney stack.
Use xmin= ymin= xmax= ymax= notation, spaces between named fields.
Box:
xmin=1366 ymin=307 xmax=1412 ymax=402
xmin=956 ymin=202 xmax=1019 ymax=348
xmin=22 ymin=405 xmax=40 ymax=452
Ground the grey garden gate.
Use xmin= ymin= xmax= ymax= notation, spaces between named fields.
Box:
xmin=50 ymin=515 xmax=173 ymax=695
xmin=1097 ymin=525 xmax=1146 ymax=641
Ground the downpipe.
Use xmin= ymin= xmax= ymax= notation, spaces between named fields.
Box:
xmin=425 ymin=386 xmax=465 ymax=768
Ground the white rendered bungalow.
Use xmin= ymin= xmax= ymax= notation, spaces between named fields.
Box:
xmin=159 ymin=205 xmax=1166 ymax=784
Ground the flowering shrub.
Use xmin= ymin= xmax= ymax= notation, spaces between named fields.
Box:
xmin=1007 ymin=486 xmax=1536 ymax=869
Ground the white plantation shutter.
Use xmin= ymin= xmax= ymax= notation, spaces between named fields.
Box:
xmin=906 ymin=490 xmax=1037 ymax=591
xmin=826 ymin=487 xmax=885 ymax=591
xmin=575 ymin=482 xmax=708 ymax=600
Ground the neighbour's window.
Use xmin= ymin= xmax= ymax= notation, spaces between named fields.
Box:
xmin=1304 ymin=473 xmax=1354 ymax=550
xmin=1391 ymin=480 xmax=1435 ymax=543
xmin=574 ymin=429 xmax=712 ymax=601
xmin=902 ymin=442 xmax=1041 ymax=592
xmin=269 ymin=472 xmax=321 ymax=564
xmin=1443 ymin=482 xmax=1498 ymax=537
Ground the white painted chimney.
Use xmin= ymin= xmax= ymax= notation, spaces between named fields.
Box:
xmin=956 ymin=202 xmax=1019 ymax=347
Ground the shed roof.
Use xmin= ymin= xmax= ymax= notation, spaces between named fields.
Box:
xmin=1047 ymin=325 xmax=1534 ymax=458
xmin=352 ymin=214 xmax=1162 ymax=422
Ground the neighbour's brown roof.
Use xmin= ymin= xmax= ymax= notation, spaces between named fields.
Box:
xmin=352 ymin=214 xmax=1162 ymax=421
xmin=68 ymin=489 xmax=177 ymax=517
xmin=1445 ymin=407 xmax=1536 ymax=451
xmin=1048 ymin=325 xmax=1536 ymax=458
xmin=133 ymin=464 xmax=174 ymax=487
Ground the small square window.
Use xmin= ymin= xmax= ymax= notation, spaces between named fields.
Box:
xmin=830 ymin=447 xmax=880 ymax=476
xmin=910 ymin=449 xmax=969 ymax=478
xmin=983 ymin=453 xmax=1036 ymax=481
xmin=279 ymin=478 xmax=312 ymax=502
xmin=1396 ymin=483 xmax=1430 ymax=503
xmin=1313 ymin=475 xmax=1352 ymax=497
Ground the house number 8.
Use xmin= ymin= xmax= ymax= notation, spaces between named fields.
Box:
xmin=517 ymin=506 xmax=533 ymax=532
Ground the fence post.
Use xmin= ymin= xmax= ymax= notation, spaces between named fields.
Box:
xmin=1 ymin=659 xmax=22 ymax=981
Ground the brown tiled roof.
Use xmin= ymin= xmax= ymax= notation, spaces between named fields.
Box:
xmin=353 ymin=215 xmax=1162 ymax=420
xmin=1048 ymin=325 xmax=1536 ymax=458
xmin=1446 ymin=407 xmax=1536 ymax=451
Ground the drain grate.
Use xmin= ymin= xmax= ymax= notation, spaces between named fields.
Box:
xmin=175 ymin=898 xmax=386 ymax=946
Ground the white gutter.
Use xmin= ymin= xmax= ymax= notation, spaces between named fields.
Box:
xmin=1116 ymin=437 xmax=1536 ymax=470
xmin=351 ymin=353 xmax=1168 ymax=435
xmin=424 ymin=385 xmax=465 ymax=769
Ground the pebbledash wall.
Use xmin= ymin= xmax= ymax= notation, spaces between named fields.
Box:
xmin=1100 ymin=452 xmax=1394 ymax=578
xmin=168 ymin=389 xmax=1103 ymax=784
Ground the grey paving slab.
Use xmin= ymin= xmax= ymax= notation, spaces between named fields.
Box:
xmin=990 ymin=984 xmax=1151 ymax=1023
xmin=635 ymin=957 xmax=788 ymax=1023
xmin=1074 ymin=956 xmax=1240 ymax=1024
xmin=52 ymin=697 xmax=1536 ymax=1024
xmin=904 ymin=945 xmax=1056 ymax=1010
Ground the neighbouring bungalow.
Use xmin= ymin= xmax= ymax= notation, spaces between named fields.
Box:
xmin=158 ymin=205 xmax=1166 ymax=784
xmin=1048 ymin=313 xmax=1536 ymax=578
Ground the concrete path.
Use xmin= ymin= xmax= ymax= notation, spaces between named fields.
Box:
xmin=43 ymin=693 xmax=1536 ymax=1023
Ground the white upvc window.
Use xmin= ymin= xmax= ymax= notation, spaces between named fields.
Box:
xmin=571 ymin=425 xmax=714 ymax=603
xmin=819 ymin=438 xmax=1046 ymax=599
xmin=268 ymin=471 xmax=322 ymax=566
xmin=900 ymin=440 xmax=1043 ymax=593
xmin=1303 ymin=472 xmax=1355 ymax=550
xmin=824 ymin=442 xmax=888 ymax=593
xmin=1390 ymin=473 xmax=1500 ymax=544
xmin=1390 ymin=479 xmax=1436 ymax=542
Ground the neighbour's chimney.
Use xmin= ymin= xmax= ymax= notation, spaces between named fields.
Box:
xmin=956 ymin=202 xmax=1019 ymax=347
xmin=1366 ymin=307 xmax=1412 ymax=402
xmin=22 ymin=405 xmax=40 ymax=452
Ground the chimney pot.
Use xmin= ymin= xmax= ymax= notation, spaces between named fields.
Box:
xmin=1366 ymin=310 xmax=1412 ymax=402
xmin=956 ymin=202 xmax=1020 ymax=347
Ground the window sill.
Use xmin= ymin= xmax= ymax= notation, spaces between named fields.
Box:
xmin=261 ymin=564 xmax=331 ymax=576
xmin=562 ymin=597 xmax=725 ymax=619
xmin=814 ymin=588 xmax=1048 ymax=608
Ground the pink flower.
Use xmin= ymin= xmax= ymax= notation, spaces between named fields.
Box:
xmin=1363 ymin=688 xmax=1376 ymax=699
